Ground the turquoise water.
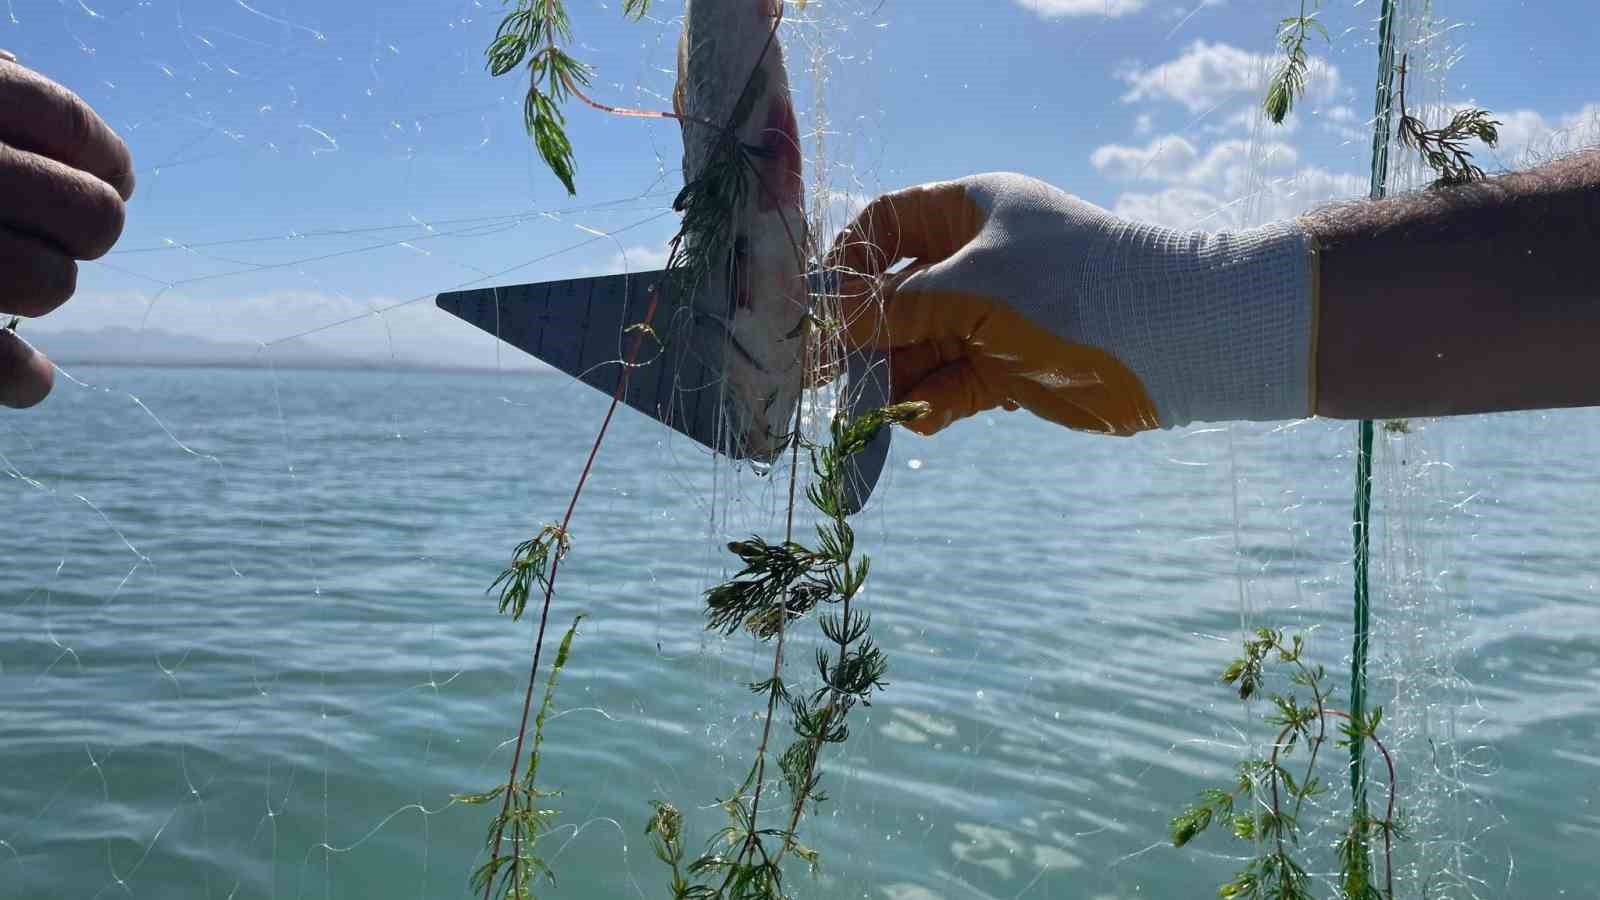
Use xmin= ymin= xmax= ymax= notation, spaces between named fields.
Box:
xmin=3 ymin=366 xmax=1598 ymax=899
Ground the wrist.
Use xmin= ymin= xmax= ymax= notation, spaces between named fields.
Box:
xmin=1078 ymin=219 xmax=1318 ymax=428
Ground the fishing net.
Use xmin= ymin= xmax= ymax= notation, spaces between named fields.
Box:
xmin=3 ymin=1 xmax=1597 ymax=898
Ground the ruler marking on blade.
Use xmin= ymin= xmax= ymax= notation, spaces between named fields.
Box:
xmin=576 ymin=274 xmax=597 ymax=380
xmin=533 ymin=279 xmax=554 ymax=360
xmin=508 ymin=282 xmax=528 ymax=350
xmin=627 ymin=274 xmax=659 ymax=414
xmin=690 ymin=325 xmax=715 ymax=453
xmin=648 ymin=282 xmax=675 ymax=425
xmin=506 ymin=284 xmax=519 ymax=346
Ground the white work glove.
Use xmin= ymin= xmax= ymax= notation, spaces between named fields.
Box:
xmin=828 ymin=173 xmax=1317 ymax=435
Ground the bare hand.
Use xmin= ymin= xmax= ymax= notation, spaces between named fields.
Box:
xmin=0 ymin=49 xmax=134 ymax=408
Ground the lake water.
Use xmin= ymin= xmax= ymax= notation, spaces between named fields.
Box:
xmin=3 ymin=365 xmax=1598 ymax=899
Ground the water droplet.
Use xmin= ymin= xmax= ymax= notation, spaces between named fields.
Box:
xmin=907 ymin=459 xmax=923 ymax=470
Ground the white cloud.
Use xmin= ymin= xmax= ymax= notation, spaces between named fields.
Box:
xmin=1119 ymin=40 xmax=1261 ymax=112
xmin=1013 ymin=0 xmax=1146 ymax=18
xmin=1134 ymin=112 xmax=1154 ymax=135
xmin=1489 ymin=107 xmax=1554 ymax=162
xmin=1113 ymin=101 xmax=1598 ymax=232
xmin=1108 ymin=164 xmax=1366 ymax=229
xmin=1187 ymin=138 xmax=1298 ymax=196
xmin=1119 ymin=40 xmax=1344 ymax=115
xmin=1315 ymin=104 xmax=1367 ymax=143
xmin=1091 ymin=134 xmax=1298 ymax=199
xmin=596 ymin=243 xmax=674 ymax=276
xmin=1091 ymin=131 xmax=1362 ymax=230
xmin=818 ymin=189 xmax=876 ymax=233
xmin=1206 ymin=106 xmax=1273 ymax=135
xmin=1110 ymin=187 xmax=1229 ymax=228
xmin=1166 ymin=0 xmax=1225 ymax=15
xmin=1095 ymin=42 xmax=1368 ymax=230
xmin=1089 ymin=135 xmax=1200 ymax=180
xmin=1469 ymin=103 xmax=1600 ymax=169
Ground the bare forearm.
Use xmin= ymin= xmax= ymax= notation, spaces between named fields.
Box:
xmin=1304 ymin=149 xmax=1600 ymax=420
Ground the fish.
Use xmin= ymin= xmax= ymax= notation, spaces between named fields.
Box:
xmin=673 ymin=0 xmax=809 ymax=462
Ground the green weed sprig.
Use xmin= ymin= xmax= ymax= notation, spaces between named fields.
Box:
xmin=1260 ymin=9 xmax=1501 ymax=191
xmin=490 ymin=525 xmax=571 ymax=622
xmin=456 ymin=616 xmax=584 ymax=900
xmin=1264 ymin=1 xmax=1326 ymax=124
xmin=487 ymin=0 xmax=788 ymax=320
xmin=649 ymin=401 xmax=928 ymax=899
xmin=486 ymin=0 xmax=652 ymax=194
xmin=1394 ymin=54 xmax=1500 ymax=188
xmin=1172 ymin=629 xmax=1403 ymax=900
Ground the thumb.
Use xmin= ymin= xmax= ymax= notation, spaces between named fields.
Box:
xmin=825 ymin=180 xmax=986 ymax=283
xmin=0 ymin=328 xmax=54 ymax=408
xmin=841 ymin=262 xmax=999 ymax=352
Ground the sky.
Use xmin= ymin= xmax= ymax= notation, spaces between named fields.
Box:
xmin=5 ymin=0 xmax=1596 ymax=367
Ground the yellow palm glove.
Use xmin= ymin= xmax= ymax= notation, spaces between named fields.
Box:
xmin=827 ymin=174 xmax=1318 ymax=437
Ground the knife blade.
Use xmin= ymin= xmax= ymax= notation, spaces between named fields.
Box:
xmin=436 ymin=268 xmax=892 ymax=512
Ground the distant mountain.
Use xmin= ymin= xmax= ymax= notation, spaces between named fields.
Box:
xmin=40 ymin=327 xmax=293 ymax=367
xmin=29 ymin=326 xmax=543 ymax=373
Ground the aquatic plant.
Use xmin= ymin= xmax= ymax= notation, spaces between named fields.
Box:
xmin=1172 ymin=629 xmax=1403 ymax=900
xmin=454 ymin=616 xmax=584 ymax=900
xmin=483 ymin=0 xmax=653 ymax=194
xmin=1393 ymin=54 xmax=1500 ymax=188
xmin=1259 ymin=31 xmax=1493 ymax=885
xmin=646 ymin=400 xmax=926 ymax=899
xmin=1264 ymin=0 xmax=1327 ymax=124
xmin=488 ymin=0 xmax=792 ymax=309
xmin=1262 ymin=7 xmax=1497 ymax=191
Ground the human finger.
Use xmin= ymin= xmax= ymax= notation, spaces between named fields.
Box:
xmin=0 ymin=227 xmax=79 ymax=318
xmin=824 ymin=180 xmax=985 ymax=284
xmin=0 ymin=143 xmax=126 ymax=260
xmin=892 ymin=354 xmax=1012 ymax=436
xmin=1000 ymin=352 xmax=1159 ymax=436
xmin=840 ymin=264 xmax=996 ymax=351
xmin=0 ymin=327 xmax=55 ymax=408
xmin=802 ymin=338 xmax=971 ymax=418
xmin=885 ymin=338 xmax=962 ymax=397
xmin=0 ymin=55 xmax=135 ymax=200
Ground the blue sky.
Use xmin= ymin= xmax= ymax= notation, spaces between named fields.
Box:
xmin=5 ymin=0 xmax=1595 ymax=365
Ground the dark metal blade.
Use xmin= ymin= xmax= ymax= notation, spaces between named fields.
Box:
xmin=436 ymin=269 xmax=894 ymax=511
xmin=437 ymin=269 xmax=735 ymax=454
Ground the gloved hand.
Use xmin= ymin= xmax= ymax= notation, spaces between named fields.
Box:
xmin=827 ymin=173 xmax=1318 ymax=436
xmin=0 ymin=49 xmax=134 ymax=408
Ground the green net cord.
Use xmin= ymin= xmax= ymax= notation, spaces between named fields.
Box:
xmin=1351 ymin=0 xmax=1399 ymax=862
